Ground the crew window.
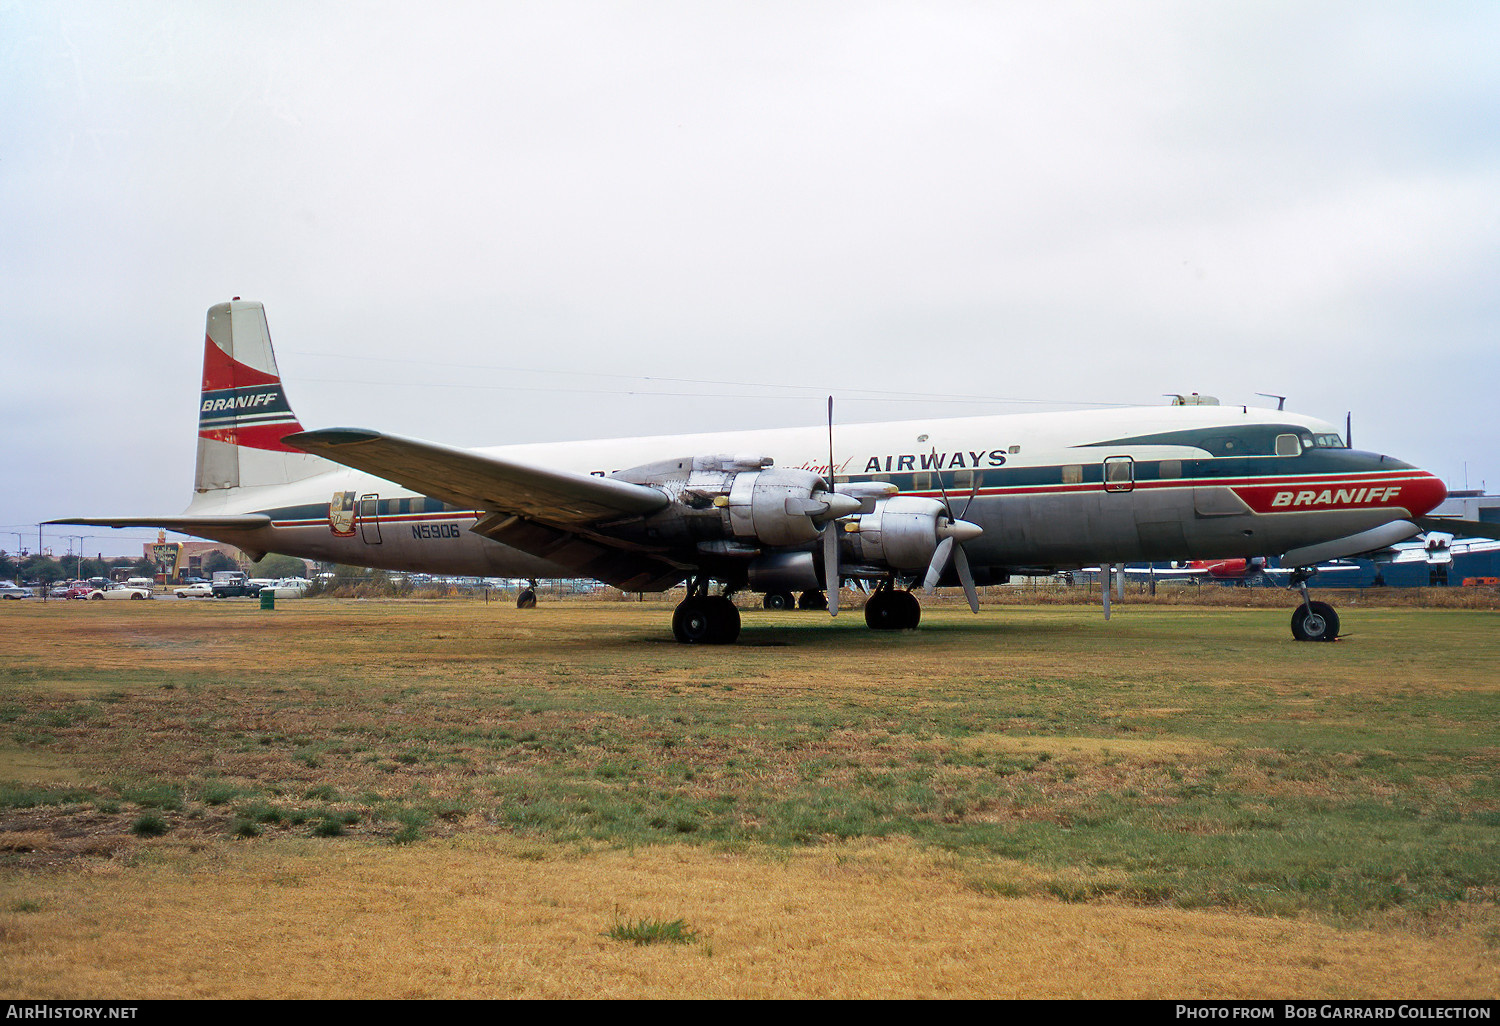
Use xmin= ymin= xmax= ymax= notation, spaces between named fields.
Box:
xmin=1275 ymin=433 xmax=1301 ymax=457
xmin=1061 ymin=465 xmax=1083 ymax=485
xmin=1311 ymin=433 xmax=1345 ymax=448
xmin=1103 ymin=456 xmax=1134 ymax=492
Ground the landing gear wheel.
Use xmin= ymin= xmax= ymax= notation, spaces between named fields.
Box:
xmin=673 ymin=597 xmax=740 ymax=644
xmin=516 ymin=587 xmax=537 ymax=609
xmin=1290 ymin=601 xmax=1339 ymax=642
xmin=865 ymin=589 xmax=921 ymax=630
xmin=798 ymin=590 xmax=827 ymax=611
xmin=893 ymin=590 xmax=921 ymax=629
xmin=762 ymin=591 xmax=794 ymax=611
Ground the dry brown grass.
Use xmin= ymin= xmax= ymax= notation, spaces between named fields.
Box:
xmin=2 ymin=836 xmax=1495 ymax=999
xmin=2 ymin=597 xmax=1497 ymax=999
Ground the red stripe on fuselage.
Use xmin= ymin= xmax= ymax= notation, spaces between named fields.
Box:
xmin=1231 ymin=473 xmax=1445 ymax=517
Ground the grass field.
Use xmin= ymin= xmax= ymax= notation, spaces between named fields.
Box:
xmin=1 ymin=596 xmax=1497 ymax=998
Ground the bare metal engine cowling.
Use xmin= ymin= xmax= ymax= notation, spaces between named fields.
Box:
xmin=613 ymin=455 xmax=857 ymax=552
xmin=839 ymin=495 xmax=956 ymax=570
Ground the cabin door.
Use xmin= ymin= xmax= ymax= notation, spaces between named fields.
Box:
xmin=359 ymin=493 xmax=383 ymax=544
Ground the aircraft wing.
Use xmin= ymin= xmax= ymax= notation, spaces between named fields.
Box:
xmin=283 ymin=428 xmax=670 ymax=526
xmin=1386 ymin=535 xmax=1500 ymax=565
xmin=1260 ymin=562 xmax=1361 ymax=576
xmin=1413 ymin=516 xmax=1499 ymax=538
xmin=284 ymin=428 xmax=687 ymax=591
xmin=1103 ymin=566 xmax=1202 ymax=578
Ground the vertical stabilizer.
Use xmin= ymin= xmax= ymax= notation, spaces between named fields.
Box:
xmin=193 ymin=300 xmax=329 ymax=494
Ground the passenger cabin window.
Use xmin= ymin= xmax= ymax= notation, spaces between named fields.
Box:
xmin=1158 ymin=460 xmax=1181 ymax=479
xmin=912 ymin=472 xmax=932 ymax=492
xmin=1275 ymin=433 xmax=1301 ymax=457
xmin=1103 ymin=456 xmax=1134 ymax=492
xmin=953 ymin=469 xmax=975 ymax=491
xmin=1061 ymin=465 xmax=1083 ymax=485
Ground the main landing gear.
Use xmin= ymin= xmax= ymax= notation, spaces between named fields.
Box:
xmin=863 ymin=580 xmax=921 ymax=631
xmin=1287 ymin=568 xmax=1340 ymax=642
xmin=672 ymin=576 xmax=741 ymax=644
xmin=516 ymin=579 xmax=538 ymax=609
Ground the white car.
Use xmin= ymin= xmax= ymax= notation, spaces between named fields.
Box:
xmin=1 ymin=581 xmax=33 ymax=600
xmin=88 ymin=584 xmax=153 ymax=601
xmin=259 ymin=577 xmax=311 ymax=598
xmin=174 ymin=582 xmax=214 ymax=598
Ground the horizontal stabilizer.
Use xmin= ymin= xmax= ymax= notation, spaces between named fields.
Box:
xmin=46 ymin=515 xmax=273 ymax=532
xmin=283 ymin=428 xmax=670 ymax=527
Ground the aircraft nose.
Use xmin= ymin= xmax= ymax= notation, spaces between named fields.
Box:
xmin=1406 ymin=471 xmax=1447 ymax=517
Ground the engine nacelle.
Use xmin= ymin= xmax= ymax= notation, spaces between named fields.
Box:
xmin=612 ymin=454 xmax=858 ymax=551
xmin=839 ymin=495 xmax=951 ymax=570
xmin=746 ymin=551 xmax=821 ymax=593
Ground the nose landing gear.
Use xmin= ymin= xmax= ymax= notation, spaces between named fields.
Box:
xmin=1288 ymin=569 xmax=1340 ymax=642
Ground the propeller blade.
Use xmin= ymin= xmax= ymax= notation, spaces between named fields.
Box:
xmin=954 ymin=542 xmax=978 ymax=613
xmin=923 ymin=536 xmax=955 ymax=593
xmin=823 ymin=519 xmax=840 ymax=616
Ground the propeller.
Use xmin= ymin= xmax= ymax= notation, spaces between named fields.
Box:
xmin=922 ymin=450 xmax=983 ymax=612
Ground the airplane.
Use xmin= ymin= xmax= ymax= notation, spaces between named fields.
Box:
xmin=1092 ymin=557 xmax=1363 ymax=586
xmin=1383 ymin=531 xmax=1500 ymax=567
xmin=52 ymin=299 xmax=1481 ymax=645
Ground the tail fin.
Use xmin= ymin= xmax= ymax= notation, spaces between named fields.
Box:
xmin=193 ymin=300 xmax=330 ymax=494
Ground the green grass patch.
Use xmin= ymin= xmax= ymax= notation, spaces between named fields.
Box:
xmin=604 ymin=910 xmax=699 ymax=946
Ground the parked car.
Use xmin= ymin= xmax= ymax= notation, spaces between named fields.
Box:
xmin=0 ymin=581 xmax=33 ymax=600
xmin=174 ymin=582 xmax=214 ymax=598
xmin=64 ymin=583 xmax=97 ymax=600
xmin=88 ymin=583 xmax=153 ymax=601
xmin=211 ymin=571 xmax=258 ymax=597
xmin=259 ymin=577 xmax=311 ymax=598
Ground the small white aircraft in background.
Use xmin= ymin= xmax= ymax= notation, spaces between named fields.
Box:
xmin=1384 ymin=531 xmax=1500 ymax=567
xmin=1088 ymin=557 xmax=1363 ymax=586
xmin=54 ymin=300 xmax=1479 ymax=644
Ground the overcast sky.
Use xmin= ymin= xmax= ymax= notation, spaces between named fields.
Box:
xmin=3 ymin=1 xmax=1497 ymax=558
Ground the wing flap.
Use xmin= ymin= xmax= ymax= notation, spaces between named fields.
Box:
xmin=283 ymin=428 xmax=669 ymax=527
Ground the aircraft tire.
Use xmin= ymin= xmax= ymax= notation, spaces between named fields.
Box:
xmin=798 ymin=590 xmax=827 ymax=611
xmin=516 ymin=588 xmax=537 ymax=609
xmin=1290 ymin=601 xmax=1339 ymax=642
xmin=762 ymin=591 xmax=794 ymax=611
xmin=893 ymin=590 xmax=921 ymax=629
xmin=708 ymin=597 xmax=741 ymax=644
xmin=673 ymin=597 xmax=739 ymax=644
xmin=866 ymin=591 xmax=920 ymax=630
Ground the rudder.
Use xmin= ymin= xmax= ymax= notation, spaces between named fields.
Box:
xmin=193 ymin=300 xmax=329 ymax=494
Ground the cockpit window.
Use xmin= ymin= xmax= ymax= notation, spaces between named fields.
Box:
xmin=1275 ymin=433 xmax=1301 ymax=457
xmin=1311 ymin=433 xmax=1345 ymax=448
